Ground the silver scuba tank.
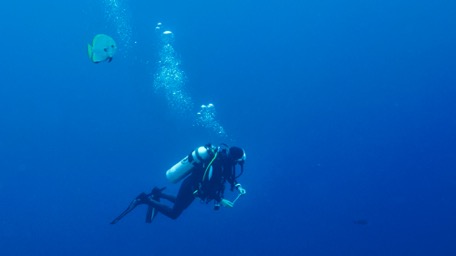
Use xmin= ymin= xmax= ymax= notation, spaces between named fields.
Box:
xmin=165 ymin=146 xmax=213 ymax=183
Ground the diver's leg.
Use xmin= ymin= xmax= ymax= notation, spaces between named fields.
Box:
xmin=149 ymin=187 xmax=176 ymax=203
xmin=148 ymin=178 xmax=195 ymax=220
xmin=159 ymin=193 xmax=177 ymax=203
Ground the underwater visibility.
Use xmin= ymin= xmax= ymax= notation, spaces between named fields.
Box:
xmin=1 ymin=0 xmax=455 ymax=255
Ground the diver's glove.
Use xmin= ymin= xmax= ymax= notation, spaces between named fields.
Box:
xmin=220 ymin=198 xmax=234 ymax=208
xmin=235 ymin=183 xmax=246 ymax=195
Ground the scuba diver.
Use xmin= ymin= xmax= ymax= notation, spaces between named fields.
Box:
xmin=111 ymin=143 xmax=247 ymax=224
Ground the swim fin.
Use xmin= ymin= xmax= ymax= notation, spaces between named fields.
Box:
xmin=110 ymin=192 xmax=149 ymax=224
xmin=145 ymin=187 xmax=166 ymax=223
xmin=145 ymin=205 xmax=156 ymax=223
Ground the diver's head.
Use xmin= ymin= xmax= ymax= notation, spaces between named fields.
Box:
xmin=228 ymin=146 xmax=246 ymax=164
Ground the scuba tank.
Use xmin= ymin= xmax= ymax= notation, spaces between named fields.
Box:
xmin=166 ymin=146 xmax=214 ymax=183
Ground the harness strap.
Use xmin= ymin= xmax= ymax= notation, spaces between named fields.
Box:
xmin=202 ymin=151 xmax=218 ymax=182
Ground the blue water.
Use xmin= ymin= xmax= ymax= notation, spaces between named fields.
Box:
xmin=1 ymin=0 xmax=455 ymax=255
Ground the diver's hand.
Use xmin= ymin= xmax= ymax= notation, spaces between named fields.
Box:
xmin=235 ymin=183 xmax=246 ymax=195
xmin=220 ymin=199 xmax=234 ymax=208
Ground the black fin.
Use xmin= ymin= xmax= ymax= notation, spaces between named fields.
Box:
xmin=111 ymin=193 xmax=148 ymax=224
xmin=145 ymin=187 xmax=165 ymax=223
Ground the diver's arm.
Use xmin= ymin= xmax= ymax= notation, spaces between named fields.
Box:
xmin=229 ymin=177 xmax=246 ymax=195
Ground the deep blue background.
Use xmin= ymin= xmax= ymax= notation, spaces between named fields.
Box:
xmin=0 ymin=0 xmax=455 ymax=255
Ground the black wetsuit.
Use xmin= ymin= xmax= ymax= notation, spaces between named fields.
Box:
xmin=149 ymin=153 xmax=238 ymax=220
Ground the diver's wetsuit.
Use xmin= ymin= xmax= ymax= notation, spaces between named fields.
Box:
xmin=148 ymin=173 xmax=197 ymax=219
xmin=148 ymin=155 xmax=237 ymax=220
